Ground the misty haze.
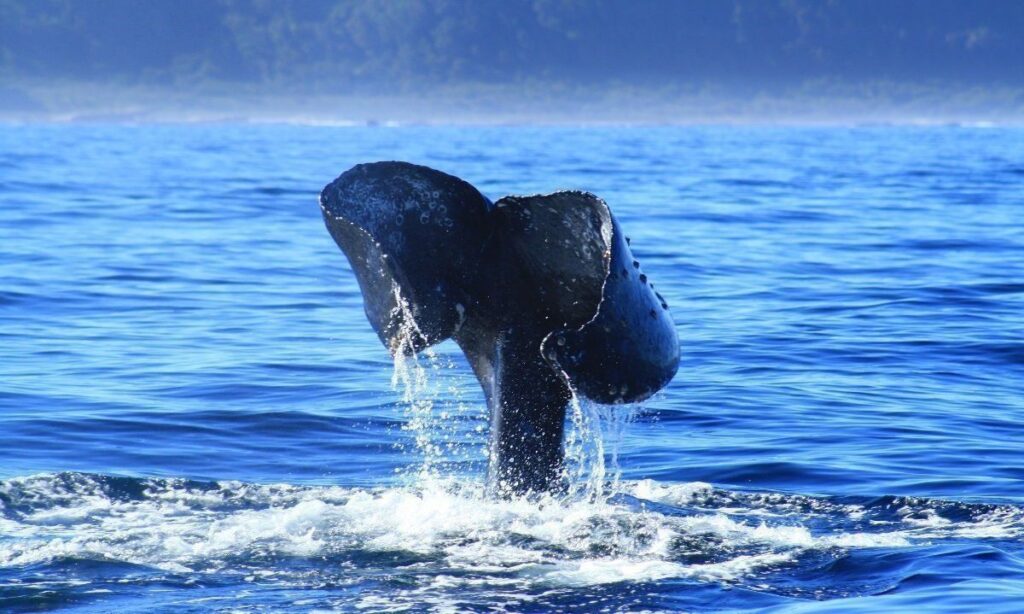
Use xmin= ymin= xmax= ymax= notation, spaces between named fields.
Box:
xmin=2 ymin=0 xmax=1023 ymax=123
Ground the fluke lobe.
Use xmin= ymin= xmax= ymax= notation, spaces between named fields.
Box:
xmin=320 ymin=162 xmax=679 ymax=496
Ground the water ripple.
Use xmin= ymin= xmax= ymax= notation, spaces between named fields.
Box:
xmin=0 ymin=124 xmax=1022 ymax=611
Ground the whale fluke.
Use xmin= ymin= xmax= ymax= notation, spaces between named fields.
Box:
xmin=321 ymin=161 xmax=679 ymax=495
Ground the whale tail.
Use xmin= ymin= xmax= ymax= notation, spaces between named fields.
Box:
xmin=321 ymin=161 xmax=679 ymax=495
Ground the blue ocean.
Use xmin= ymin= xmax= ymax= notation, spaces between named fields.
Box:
xmin=1 ymin=124 xmax=1022 ymax=612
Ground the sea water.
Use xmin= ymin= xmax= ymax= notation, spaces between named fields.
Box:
xmin=1 ymin=124 xmax=1023 ymax=612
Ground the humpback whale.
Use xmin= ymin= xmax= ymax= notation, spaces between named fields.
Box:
xmin=320 ymin=162 xmax=679 ymax=495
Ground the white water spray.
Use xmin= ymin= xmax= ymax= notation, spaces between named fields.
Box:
xmin=387 ymin=286 xmax=484 ymax=486
xmin=386 ymin=285 xmax=638 ymax=498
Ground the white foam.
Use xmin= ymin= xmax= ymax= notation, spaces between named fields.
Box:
xmin=1 ymin=473 xmax=1020 ymax=591
xmin=539 ymin=558 xmax=689 ymax=586
xmin=632 ymin=478 xmax=714 ymax=504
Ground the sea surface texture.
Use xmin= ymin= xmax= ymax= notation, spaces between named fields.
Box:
xmin=1 ymin=124 xmax=1023 ymax=612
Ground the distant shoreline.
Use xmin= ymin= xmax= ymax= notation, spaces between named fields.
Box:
xmin=3 ymin=79 xmax=1023 ymax=127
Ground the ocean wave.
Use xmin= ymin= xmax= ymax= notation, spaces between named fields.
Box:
xmin=2 ymin=472 xmax=1021 ymax=603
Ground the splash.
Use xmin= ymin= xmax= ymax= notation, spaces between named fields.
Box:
xmin=562 ymin=393 xmax=638 ymax=500
xmin=387 ymin=286 xmax=485 ymax=486
xmin=2 ymin=472 xmax=1022 ymax=605
xmin=385 ymin=284 xmax=640 ymax=498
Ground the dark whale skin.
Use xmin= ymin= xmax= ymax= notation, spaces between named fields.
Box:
xmin=320 ymin=161 xmax=679 ymax=495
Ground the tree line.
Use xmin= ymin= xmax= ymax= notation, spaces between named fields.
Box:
xmin=2 ymin=0 xmax=1022 ymax=92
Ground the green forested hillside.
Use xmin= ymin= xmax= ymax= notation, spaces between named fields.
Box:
xmin=3 ymin=0 xmax=1022 ymax=87
xmin=2 ymin=0 xmax=1022 ymax=120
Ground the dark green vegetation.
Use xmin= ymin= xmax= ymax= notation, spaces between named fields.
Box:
xmin=2 ymin=0 xmax=1023 ymax=121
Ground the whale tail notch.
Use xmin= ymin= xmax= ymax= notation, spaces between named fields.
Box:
xmin=320 ymin=161 xmax=680 ymax=495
